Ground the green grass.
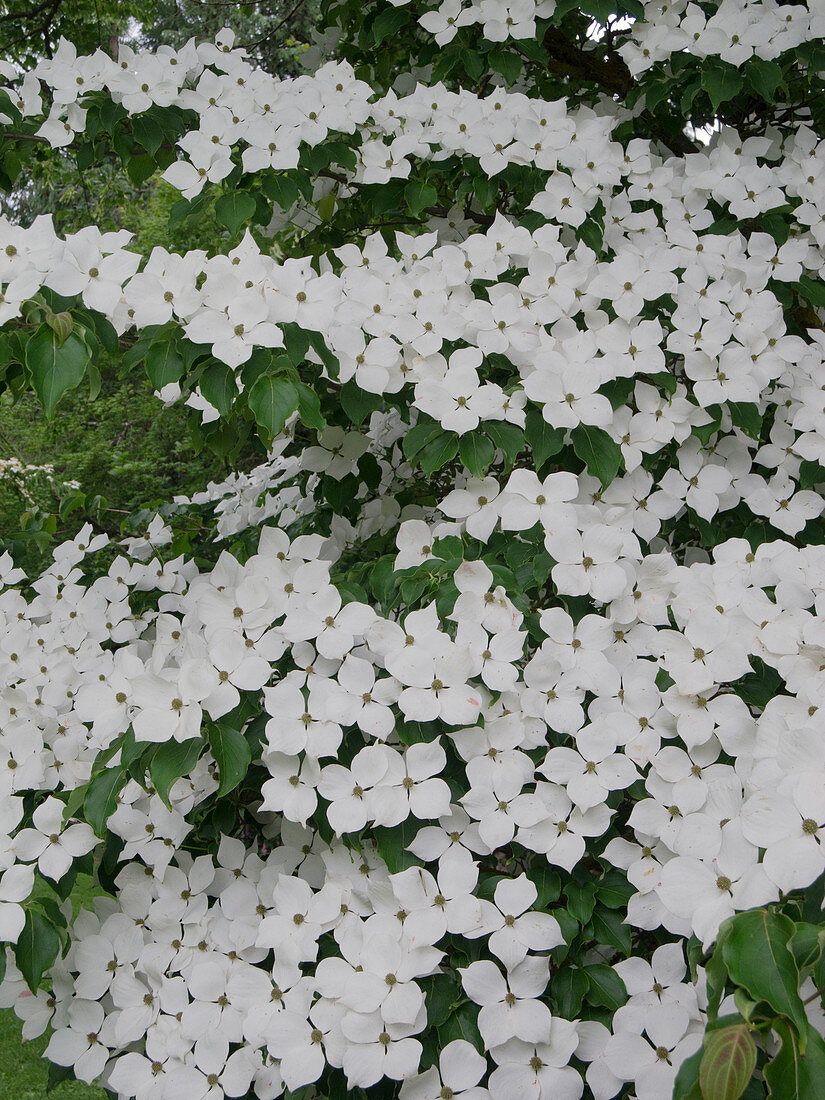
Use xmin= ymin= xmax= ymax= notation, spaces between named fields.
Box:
xmin=0 ymin=1008 xmax=107 ymax=1098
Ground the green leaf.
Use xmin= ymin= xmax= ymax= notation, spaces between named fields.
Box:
xmin=200 ymin=361 xmax=236 ymax=417
xmin=404 ymin=180 xmax=438 ymax=216
xmin=707 ymin=919 xmax=733 ymax=1021
xmin=571 ymin=424 xmax=623 ymax=488
xmin=47 ymin=1063 xmax=77 ymax=1090
xmin=306 ymin=330 xmax=340 ymax=380
xmin=84 ymin=767 xmax=127 ymax=836
xmin=403 ymin=418 xmax=443 ymax=462
xmin=527 ymin=865 xmax=561 ymax=908
xmin=418 ymin=431 xmax=460 ymax=476
xmin=746 ymin=58 xmax=784 ymax=103
xmin=693 ymin=405 xmax=723 ymax=447
xmin=489 ymin=49 xmax=522 ymax=86
xmin=459 ymin=433 xmax=496 ymax=478
xmin=296 ymin=382 xmax=326 ymax=431
xmin=564 ymin=881 xmax=597 ymax=924
xmin=207 ymin=723 xmax=252 ymax=798
xmin=281 ymin=322 xmax=310 ymax=366
xmin=373 ymin=6 xmax=408 ymax=44
xmin=145 ymin=342 xmax=185 ymax=389
xmin=765 ymin=1021 xmax=825 ymax=1098
xmin=262 ymin=173 xmax=299 ymax=210
xmin=798 ymin=276 xmax=825 ymax=309
xmin=589 ymin=905 xmax=633 ymax=956
xmin=437 ymin=1001 xmax=484 ymax=1052
xmin=699 ymin=1024 xmax=757 ymax=1100
xmin=131 ymin=115 xmax=164 ymax=156
xmin=701 ymin=60 xmax=744 ymax=113
xmin=583 ymin=964 xmax=627 ymax=1011
xmin=790 ymin=922 xmax=825 ymax=973
xmin=596 ymin=871 xmax=635 ymax=910
xmin=45 ymin=311 xmax=73 ymax=346
xmin=728 ymin=401 xmax=762 ymax=439
xmin=25 ymin=328 xmax=90 ymax=417
xmin=373 ymin=818 xmax=421 ymax=872
xmin=341 ymin=381 xmax=383 ymax=427
xmin=126 ymin=152 xmax=156 ymax=187
xmin=14 ymin=909 xmax=60 ymax=992
xmin=673 ymin=1044 xmax=704 ymax=1100
xmin=247 ymin=375 xmax=299 ymax=440
xmin=485 ymin=421 xmax=525 ymax=466
xmin=525 ymin=406 xmax=565 ymax=468
xmin=552 ymin=968 xmax=590 ymax=1017
xmin=421 ymin=973 xmax=458 ymax=1028
xmin=722 ymin=909 xmax=808 ymax=1043
xmin=215 ymin=191 xmax=257 ymax=236
xmin=150 ymin=737 xmax=203 ymax=810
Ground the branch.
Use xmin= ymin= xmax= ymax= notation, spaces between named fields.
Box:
xmin=542 ymin=25 xmax=633 ymax=97
xmin=537 ymin=27 xmax=700 ymax=156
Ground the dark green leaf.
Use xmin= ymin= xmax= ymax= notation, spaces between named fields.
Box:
xmin=145 ymin=342 xmax=185 ymax=389
xmin=583 ymin=964 xmax=627 ymax=1011
xmin=525 ymin=406 xmax=565 ymax=468
xmin=590 ymin=905 xmax=633 ymax=956
xmin=421 ymin=973 xmax=459 ymax=1028
xmin=707 ymin=919 xmax=733 ymax=1022
xmin=701 ymin=61 xmax=744 ymax=113
xmin=798 ymin=276 xmax=825 ymax=309
xmin=405 ymin=180 xmax=438 ymax=216
xmin=552 ymin=967 xmax=590 ymax=1017
xmin=403 ymin=418 xmax=443 ymax=461
xmin=790 ymin=923 xmax=825 ymax=973
xmin=722 ymin=909 xmax=807 ymax=1042
xmin=728 ymin=402 xmax=762 ymax=439
xmin=25 ymin=328 xmax=90 ymax=417
xmin=200 ymin=361 xmax=236 ymax=417
xmin=746 ymin=58 xmax=784 ymax=103
xmin=418 ymin=431 xmax=459 ymax=476
xmin=306 ymin=330 xmax=340 ymax=380
xmin=281 ymin=321 xmax=310 ymax=366
xmin=765 ymin=1021 xmax=825 ymax=1098
xmin=341 ymin=381 xmax=383 ymax=426
xmin=564 ymin=881 xmax=597 ymax=924
xmin=207 ymin=723 xmax=252 ymax=798
xmin=673 ymin=1044 xmax=704 ymax=1100
xmin=84 ymin=767 xmax=127 ymax=836
xmin=459 ymin=433 xmax=496 ymax=478
xmin=485 ymin=420 xmax=525 ymax=465
xmin=126 ymin=152 xmax=156 ymax=187
xmin=373 ymin=6 xmax=408 ymax=44
xmin=215 ymin=191 xmax=257 ymax=236
xmin=131 ymin=115 xmax=164 ymax=155
xmin=296 ymin=382 xmax=326 ymax=431
xmin=571 ymin=424 xmax=623 ymax=488
xmin=438 ymin=1001 xmax=484 ymax=1052
xmin=150 ymin=737 xmax=203 ymax=810
xmin=262 ymin=173 xmax=300 ymax=210
xmin=247 ymin=375 xmax=299 ymax=440
xmin=14 ymin=909 xmax=60 ymax=992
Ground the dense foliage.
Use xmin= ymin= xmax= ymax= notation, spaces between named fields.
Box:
xmin=0 ymin=2 xmax=824 ymax=1098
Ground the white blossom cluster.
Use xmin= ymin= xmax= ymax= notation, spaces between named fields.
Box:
xmin=621 ymin=0 xmax=823 ymax=74
xmin=389 ymin=0 xmax=558 ymax=45
xmin=1 ymin=16 xmax=825 ymax=1100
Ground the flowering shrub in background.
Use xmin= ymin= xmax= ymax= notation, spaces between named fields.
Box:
xmin=0 ymin=1 xmax=825 ymax=1097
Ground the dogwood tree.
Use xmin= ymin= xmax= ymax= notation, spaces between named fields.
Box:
xmin=0 ymin=0 xmax=825 ymax=1097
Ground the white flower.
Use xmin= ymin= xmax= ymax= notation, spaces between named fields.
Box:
xmin=14 ymin=797 xmax=96 ymax=881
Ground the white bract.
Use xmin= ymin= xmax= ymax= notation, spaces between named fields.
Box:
xmin=0 ymin=4 xmax=823 ymax=1097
